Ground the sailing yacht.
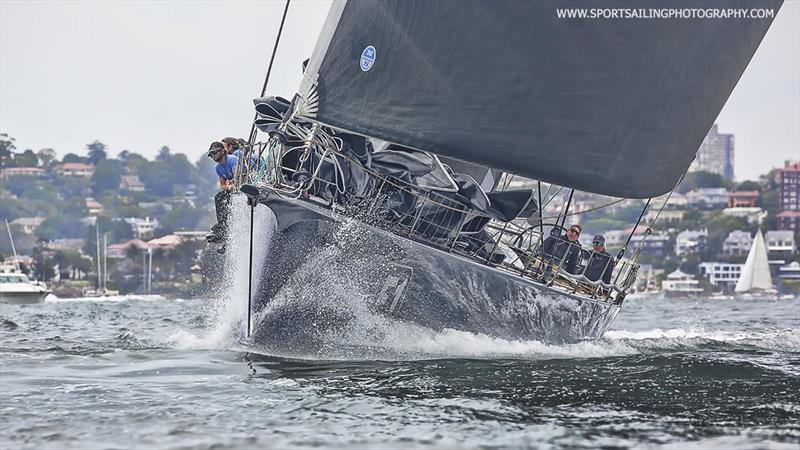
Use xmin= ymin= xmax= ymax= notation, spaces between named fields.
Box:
xmin=222 ymin=0 xmax=781 ymax=347
xmin=734 ymin=230 xmax=776 ymax=298
xmin=82 ymin=227 xmax=119 ymax=297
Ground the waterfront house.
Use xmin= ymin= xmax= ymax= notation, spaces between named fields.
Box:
xmin=765 ymin=230 xmax=796 ymax=258
xmin=675 ymin=229 xmax=708 ymax=256
xmin=722 ymin=207 xmax=766 ymax=225
xmin=0 ymin=167 xmax=46 ymax=178
xmin=776 ymin=210 xmax=800 ymax=233
xmin=661 ymin=269 xmax=703 ymax=297
xmin=146 ymin=235 xmax=181 ymax=250
xmin=686 ymin=188 xmax=730 ymax=209
xmin=124 ymin=217 xmax=159 ymax=240
xmin=119 ymin=175 xmax=145 ymax=192
xmin=777 ymin=160 xmax=799 ymax=212
xmin=728 ymin=190 xmax=759 ymax=207
xmin=698 ymin=262 xmax=743 ymax=290
xmin=644 ymin=209 xmax=685 ymax=224
xmin=85 ymin=198 xmax=105 ymax=216
xmin=723 ymin=230 xmax=753 ymax=257
xmin=54 ymin=162 xmax=93 ymax=177
xmin=106 ymin=239 xmax=149 ymax=258
xmin=778 ymin=262 xmax=800 ymax=281
xmin=9 ymin=217 xmax=45 ymax=234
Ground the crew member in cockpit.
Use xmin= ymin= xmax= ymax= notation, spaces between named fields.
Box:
xmin=541 ymin=224 xmax=582 ymax=274
xmin=584 ymin=234 xmax=615 ymax=284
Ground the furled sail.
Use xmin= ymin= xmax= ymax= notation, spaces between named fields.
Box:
xmin=298 ymin=0 xmax=781 ymax=198
xmin=734 ymin=230 xmax=773 ymax=293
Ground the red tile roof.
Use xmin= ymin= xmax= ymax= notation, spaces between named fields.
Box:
xmin=57 ymin=162 xmax=93 ymax=170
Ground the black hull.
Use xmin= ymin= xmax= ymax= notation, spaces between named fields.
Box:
xmin=250 ymin=196 xmax=620 ymax=351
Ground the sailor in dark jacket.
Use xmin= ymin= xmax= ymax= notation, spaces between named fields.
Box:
xmin=541 ymin=224 xmax=582 ymax=274
xmin=584 ymin=234 xmax=615 ymax=284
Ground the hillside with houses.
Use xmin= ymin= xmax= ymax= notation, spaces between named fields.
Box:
xmin=1 ymin=128 xmax=799 ymax=297
xmin=0 ymin=134 xmax=223 ymax=296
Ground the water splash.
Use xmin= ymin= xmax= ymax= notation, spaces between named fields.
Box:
xmin=178 ymin=201 xmax=799 ymax=361
xmin=177 ymin=195 xmax=276 ymax=350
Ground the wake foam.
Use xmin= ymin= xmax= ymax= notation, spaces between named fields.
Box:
xmin=173 ymin=200 xmax=798 ymax=360
xmin=606 ymin=327 xmax=800 ymax=352
xmin=46 ymin=294 xmax=166 ymax=303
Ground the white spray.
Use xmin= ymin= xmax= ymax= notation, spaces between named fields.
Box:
xmin=171 ymin=194 xmax=276 ymax=349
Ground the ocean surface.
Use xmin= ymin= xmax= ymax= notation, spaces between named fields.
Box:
xmin=1 ymin=292 xmax=797 ymax=450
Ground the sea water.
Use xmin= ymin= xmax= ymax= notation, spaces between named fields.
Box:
xmin=1 ymin=214 xmax=798 ymax=450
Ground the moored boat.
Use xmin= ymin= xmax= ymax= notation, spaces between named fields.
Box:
xmin=0 ymin=267 xmax=50 ymax=305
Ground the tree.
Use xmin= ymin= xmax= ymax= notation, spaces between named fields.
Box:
xmin=8 ymin=149 xmax=38 ymax=167
xmin=36 ymin=148 xmax=57 ymax=168
xmin=157 ymin=146 xmax=171 ymax=161
xmin=62 ymin=153 xmax=87 ymax=164
xmin=736 ymin=180 xmax=760 ymax=192
xmin=91 ymin=159 xmax=123 ymax=194
xmin=155 ymin=203 xmax=204 ymax=234
xmin=86 ymin=140 xmax=108 ymax=164
xmin=123 ymin=152 xmax=149 ymax=175
xmin=0 ymin=133 xmax=15 ymax=161
xmin=67 ymin=252 xmax=92 ymax=279
xmin=3 ymin=175 xmax=41 ymax=197
xmin=83 ymin=219 xmax=133 ymax=259
xmin=35 ymin=214 xmax=85 ymax=239
xmin=31 ymin=240 xmax=56 ymax=281
xmin=677 ymin=171 xmax=732 ymax=194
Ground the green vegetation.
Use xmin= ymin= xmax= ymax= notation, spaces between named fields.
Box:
xmin=676 ymin=170 xmax=734 ymax=193
xmin=0 ymin=137 xmax=217 ymax=237
xmin=1 ymin=135 xmax=221 ymax=295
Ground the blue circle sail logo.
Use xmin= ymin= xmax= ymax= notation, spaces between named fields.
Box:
xmin=360 ymin=45 xmax=376 ymax=72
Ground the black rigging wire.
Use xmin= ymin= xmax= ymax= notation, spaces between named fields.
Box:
xmin=248 ymin=0 xmax=292 ymax=145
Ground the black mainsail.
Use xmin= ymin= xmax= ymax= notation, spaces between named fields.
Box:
xmin=298 ymin=0 xmax=781 ymax=198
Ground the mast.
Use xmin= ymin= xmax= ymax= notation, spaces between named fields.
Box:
xmin=103 ymin=233 xmax=108 ymax=292
xmin=95 ymin=224 xmax=101 ymax=290
xmin=4 ymin=219 xmax=21 ymax=272
xmin=147 ymin=248 xmax=152 ymax=294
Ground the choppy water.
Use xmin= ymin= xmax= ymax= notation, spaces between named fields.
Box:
xmin=1 ymin=293 xmax=797 ymax=450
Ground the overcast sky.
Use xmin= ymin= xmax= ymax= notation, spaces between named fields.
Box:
xmin=1 ymin=0 xmax=798 ymax=181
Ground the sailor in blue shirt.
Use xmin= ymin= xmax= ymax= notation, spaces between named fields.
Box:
xmin=222 ymin=137 xmax=262 ymax=172
xmin=206 ymin=141 xmax=238 ymax=243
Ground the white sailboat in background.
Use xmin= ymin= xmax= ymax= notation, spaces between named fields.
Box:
xmin=734 ymin=230 xmax=776 ymax=298
xmin=82 ymin=227 xmax=119 ymax=297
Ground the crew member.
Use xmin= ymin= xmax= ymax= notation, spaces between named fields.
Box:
xmin=206 ymin=141 xmax=238 ymax=243
xmin=584 ymin=234 xmax=615 ymax=283
xmin=540 ymin=224 xmax=582 ymax=274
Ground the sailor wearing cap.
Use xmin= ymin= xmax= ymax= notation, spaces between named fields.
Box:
xmin=206 ymin=141 xmax=238 ymax=243
xmin=584 ymin=234 xmax=615 ymax=284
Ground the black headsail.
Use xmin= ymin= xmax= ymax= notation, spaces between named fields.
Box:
xmin=297 ymin=0 xmax=781 ymax=198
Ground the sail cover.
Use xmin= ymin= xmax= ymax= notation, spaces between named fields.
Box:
xmin=298 ymin=0 xmax=780 ymax=198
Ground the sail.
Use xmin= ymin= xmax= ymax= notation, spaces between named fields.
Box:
xmin=298 ymin=0 xmax=781 ymax=198
xmin=735 ymin=231 xmax=773 ymax=292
